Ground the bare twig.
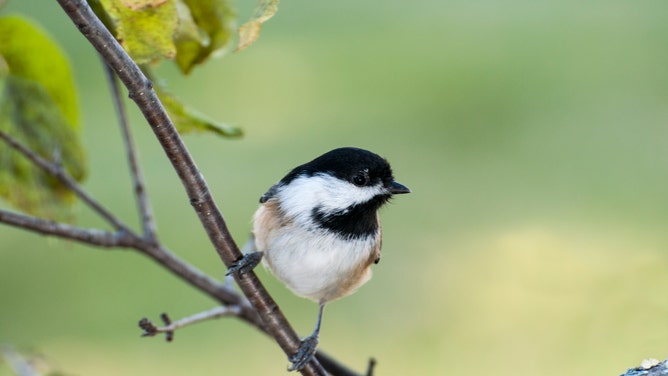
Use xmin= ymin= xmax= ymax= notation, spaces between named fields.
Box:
xmin=0 ymin=128 xmax=263 ymax=335
xmin=55 ymin=1 xmax=328 ymax=375
xmin=0 ymin=126 xmax=255 ymax=328
xmin=0 ymin=208 xmax=133 ymax=247
xmin=131 ymin=242 xmax=263 ymax=332
xmin=0 ymin=62 xmax=262 ymax=344
xmin=103 ymin=63 xmax=157 ymax=243
xmin=0 ymin=129 xmax=128 ymax=232
xmin=139 ymin=306 xmax=243 ymax=341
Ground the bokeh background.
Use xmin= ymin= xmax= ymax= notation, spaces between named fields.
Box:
xmin=2 ymin=0 xmax=668 ymax=375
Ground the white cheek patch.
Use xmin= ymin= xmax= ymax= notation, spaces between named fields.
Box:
xmin=277 ymin=174 xmax=385 ymax=222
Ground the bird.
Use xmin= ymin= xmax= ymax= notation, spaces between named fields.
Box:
xmin=226 ymin=147 xmax=410 ymax=371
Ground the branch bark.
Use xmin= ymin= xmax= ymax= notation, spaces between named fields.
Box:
xmin=55 ymin=1 xmax=329 ymax=374
xmin=0 ymin=208 xmax=133 ymax=247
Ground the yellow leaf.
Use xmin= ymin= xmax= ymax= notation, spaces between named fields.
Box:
xmin=236 ymin=0 xmax=279 ymax=52
xmin=100 ymin=0 xmax=178 ymax=64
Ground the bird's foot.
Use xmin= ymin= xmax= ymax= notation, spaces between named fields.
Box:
xmin=287 ymin=334 xmax=319 ymax=372
xmin=225 ymin=251 xmax=263 ymax=276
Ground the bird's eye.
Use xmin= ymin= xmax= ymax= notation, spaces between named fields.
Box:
xmin=352 ymin=172 xmax=369 ymax=187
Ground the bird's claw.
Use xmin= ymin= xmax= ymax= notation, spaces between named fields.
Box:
xmin=288 ymin=335 xmax=319 ymax=371
xmin=226 ymin=251 xmax=263 ymax=276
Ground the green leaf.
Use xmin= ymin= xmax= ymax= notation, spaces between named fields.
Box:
xmin=90 ymin=0 xmax=236 ymax=73
xmin=0 ymin=16 xmax=79 ymax=128
xmin=99 ymin=0 xmax=179 ymax=64
xmin=236 ymin=0 xmax=279 ymax=52
xmin=0 ymin=16 xmax=85 ymax=219
xmin=155 ymin=82 xmax=243 ymax=137
xmin=174 ymin=0 xmax=236 ymax=74
xmin=146 ymin=69 xmax=242 ymax=138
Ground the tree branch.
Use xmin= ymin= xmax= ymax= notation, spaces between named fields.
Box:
xmin=0 ymin=129 xmax=129 ymax=233
xmin=103 ymin=62 xmax=158 ymax=243
xmin=0 ymin=205 xmax=265 ymax=337
xmin=55 ymin=1 xmax=328 ymax=374
xmin=0 ymin=208 xmax=133 ymax=247
xmin=139 ymin=306 xmax=243 ymax=341
xmin=0 ymin=68 xmax=266 ymax=342
xmin=135 ymin=241 xmax=265 ymax=330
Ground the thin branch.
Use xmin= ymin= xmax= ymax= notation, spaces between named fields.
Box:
xmin=0 ymin=119 xmax=266 ymax=348
xmin=103 ymin=63 xmax=157 ymax=243
xmin=0 ymin=205 xmax=265 ymax=334
xmin=0 ymin=63 xmax=261 ymax=351
xmin=0 ymin=129 xmax=129 ymax=232
xmin=0 ymin=208 xmax=134 ymax=247
xmin=2 ymin=58 xmax=267 ymax=362
xmin=55 ymin=1 xmax=328 ymax=375
xmin=139 ymin=306 xmax=243 ymax=340
xmin=136 ymin=241 xmax=265 ymax=330
xmin=0 ymin=207 xmax=265 ymax=335
xmin=0 ymin=204 xmax=264 ymax=332
xmin=0 ymin=127 xmax=263 ymax=338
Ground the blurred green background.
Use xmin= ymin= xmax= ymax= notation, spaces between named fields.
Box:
xmin=2 ymin=0 xmax=668 ymax=375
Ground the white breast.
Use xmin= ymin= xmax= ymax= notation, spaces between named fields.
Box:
xmin=253 ymin=204 xmax=379 ymax=303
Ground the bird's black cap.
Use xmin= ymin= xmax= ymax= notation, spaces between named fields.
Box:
xmin=268 ymin=147 xmax=410 ymax=238
xmin=281 ymin=147 xmax=407 ymax=193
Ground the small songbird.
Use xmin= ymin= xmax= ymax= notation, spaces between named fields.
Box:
xmin=227 ymin=147 xmax=410 ymax=371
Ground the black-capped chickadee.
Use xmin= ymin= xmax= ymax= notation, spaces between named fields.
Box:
xmin=227 ymin=147 xmax=410 ymax=371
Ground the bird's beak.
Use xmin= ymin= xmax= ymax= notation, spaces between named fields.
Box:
xmin=390 ymin=181 xmax=411 ymax=194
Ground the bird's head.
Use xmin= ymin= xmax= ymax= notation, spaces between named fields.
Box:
xmin=268 ymin=147 xmax=410 ymax=237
